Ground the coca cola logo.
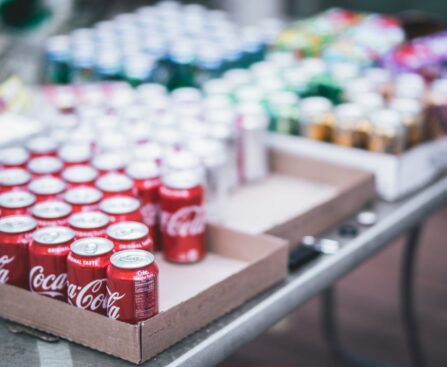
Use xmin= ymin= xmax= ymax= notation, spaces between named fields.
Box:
xmin=141 ymin=203 xmax=157 ymax=225
xmin=161 ymin=206 xmax=205 ymax=237
xmin=0 ymin=255 xmax=14 ymax=283
xmin=67 ymin=279 xmax=107 ymax=311
xmin=29 ymin=266 xmax=67 ymax=297
xmin=106 ymin=287 xmax=126 ymax=320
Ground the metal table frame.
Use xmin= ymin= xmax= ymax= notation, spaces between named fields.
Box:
xmin=142 ymin=175 xmax=447 ymax=367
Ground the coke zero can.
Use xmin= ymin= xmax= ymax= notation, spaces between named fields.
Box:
xmin=0 ymin=191 xmax=36 ymax=217
xmin=107 ymin=249 xmax=159 ymax=323
xmin=31 ymin=201 xmax=72 ymax=228
xmin=159 ymin=169 xmax=206 ymax=263
xmin=29 ymin=226 xmax=75 ymax=300
xmin=95 ymin=173 xmax=134 ymax=198
xmin=107 ymin=221 xmax=154 ymax=253
xmin=64 ymin=187 xmax=103 ymax=213
xmin=0 ymin=215 xmax=36 ymax=289
xmin=0 ymin=168 xmax=31 ymax=193
xmin=28 ymin=176 xmax=66 ymax=202
xmin=62 ymin=165 xmax=98 ymax=189
xmin=99 ymin=196 xmax=143 ymax=224
xmin=68 ymin=211 xmax=110 ymax=239
xmin=67 ymin=237 xmax=114 ymax=314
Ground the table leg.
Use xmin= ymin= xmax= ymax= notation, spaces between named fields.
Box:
xmin=401 ymin=225 xmax=425 ymax=367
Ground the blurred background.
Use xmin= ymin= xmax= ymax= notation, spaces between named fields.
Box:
xmin=0 ymin=1 xmax=446 ymax=366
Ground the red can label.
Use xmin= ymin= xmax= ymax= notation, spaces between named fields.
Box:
xmin=160 ymin=206 xmax=205 ymax=237
xmin=29 ymin=265 xmax=68 ymax=299
xmin=67 ymin=278 xmax=108 ymax=312
xmin=106 ymin=270 xmax=158 ymax=322
xmin=0 ymin=254 xmax=15 ymax=284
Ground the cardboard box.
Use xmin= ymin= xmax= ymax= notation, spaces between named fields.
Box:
xmin=268 ymin=134 xmax=447 ymax=201
xmin=0 ymin=225 xmax=288 ymax=364
xmin=221 ymin=149 xmax=376 ymax=249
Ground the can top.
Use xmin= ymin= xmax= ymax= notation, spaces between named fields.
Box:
xmin=62 ymin=165 xmax=98 ymax=183
xmin=351 ymin=92 xmax=384 ymax=113
xmin=110 ymin=249 xmax=155 ymax=269
xmin=92 ymin=153 xmax=127 ymax=171
xmin=300 ymin=97 xmax=333 ymax=121
xmin=126 ymin=161 xmax=160 ymax=180
xmin=107 ymin=221 xmax=149 ymax=240
xmin=0 ymin=190 xmax=36 ymax=208
xmin=99 ymin=196 xmax=140 ymax=215
xmin=137 ymin=83 xmax=167 ymax=100
xmin=0 ymin=215 xmax=36 ymax=233
xmin=33 ymin=226 xmax=75 ymax=245
xmin=32 ymin=201 xmax=72 ymax=219
xmin=334 ymin=103 xmax=365 ymax=126
xmin=389 ymin=98 xmax=422 ymax=118
xmin=58 ymin=144 xmax=92 ymax=163
xmin=71 ymin=237 xmax=114 ymax=256
xmin=186 ymin=139 xmax=227 ymax=167
xmin=394 ymin=73 xmax=425 ymax=99
xmin=163 ymin=150 xmax=200 ymax=172
xmin=28 ymin=177 xmax=66 ymax=195
xmin=0 ymin=147 xmax=29 ymax=166
xmin=26 ymin=137 xmax=58 ymax=155
xmin=28 ymin=157 xmax=63 ymax=175
xmin=64 ymin=187 xmax=103 ymax=205
xmin=132 ymin=142 xmax=163 ymax=162
xmin=0 ymin=168 xmax=31 ymax=186
xmin=68 ymin=211 xmax=110 ymax=229
xmin=162 ymin=168 xmax=204 ymax=189
xmin=370 ymin=109 xmax=403 ymax=132
xmin=95 ymin=173 xmax=133 ymax=193
xmin=203 ymin=79 xmax=231 ymax=96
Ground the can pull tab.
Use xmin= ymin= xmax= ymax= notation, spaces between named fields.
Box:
xmin=7 ymin=323 xmax=60 ymax=343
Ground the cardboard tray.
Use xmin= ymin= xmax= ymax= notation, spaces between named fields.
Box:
xmin=0 ymin=225 xmax=288 ymax=364
xmin=268 ymin=134 xmax=447 ymax=202
xmin=221 ymin=149 xmax=376 ymax=249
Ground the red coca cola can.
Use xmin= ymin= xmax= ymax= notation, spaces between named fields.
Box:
xmin=67 ymin=237 xmax=114 ymax=314
xmin=0 ymin=190 xmax=36 ymax=217
xmin=99 ymin=196 xmax=143 ymax=224
xmin=95 ymin=173 xmax=134 ymax=198
xmin=159 ymin=170 xmax=206 ymax=263
xmin=58 ymin=144 xmax=92 ymax=167
xmin=125 ymin=161 xmax=160 ymax=230
xmin=28 ymin=176 xmax=66 ymax=202
xmin=68 ymin=211 xmax=110 ymax=239
xmin=29 ymin=226 xmax=74 ymax=300
xmin=92 ymin=153 xmax=127 ymax=176
xmin=62 ymin=165 xmax=98 ymax=189
xmin=0 ymin=215 xmax=36 ymax=289
xmin=0 ymin=168 xmax=31 ymax=193
xmin=31 ymin=201 xmax=72 ymax=228
xmin=27 ymin=156 xmax=63 ymax=178
xmin=64 ymin=187 xmax=103 ymax=213
xmin=106 ymin=249 xmax=159 ymax=323
xmin=26 ymin=136 xmax=58 ymax=158
xmin=0 ymin=147 xmax=29 ymax=169
xmin=107 ymin=221 xmax=154 ymax=253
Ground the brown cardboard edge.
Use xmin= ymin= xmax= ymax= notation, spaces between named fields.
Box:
xmin=139 ymin=227 xmax=289 ymax=362
xmin=0 ymin=226 xmax=288 ymax=364
xmin=267 ymin=149 xmax=376 ymax=249
xmin=0 ymin=284 xmax=142 ymax=363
